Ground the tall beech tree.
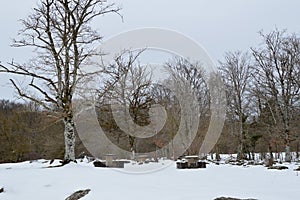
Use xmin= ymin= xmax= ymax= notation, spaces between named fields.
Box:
xmin=0 ymin=0 xmax=121 ymax=163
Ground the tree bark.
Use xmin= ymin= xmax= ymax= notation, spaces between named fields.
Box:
xmin=63 ymin=116 xmax=76 ymax=162
xmin=285 ymin=143 xmax=292 ymax=162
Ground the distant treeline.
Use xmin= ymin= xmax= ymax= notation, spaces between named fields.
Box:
xmin=0 ymin=98 xmax=299 ymax=163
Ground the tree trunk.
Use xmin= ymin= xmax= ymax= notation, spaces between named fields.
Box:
xmin=284 ymin=129 xmax=292 ymax=162
xmin=64 ymin=117 xmax=76 ymax=162
xmin=285 ymin=145 xmax=292 ymax=162
xmin=265 ymin=144 xmax=274 ymax=167
xmin=237 ymin=138 xmax=245 ymax=160
xmin=237 ymin=115 xmax=245 ymax=160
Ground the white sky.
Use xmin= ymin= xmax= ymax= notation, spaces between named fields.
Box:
xmin=1 ymin=0 xmax=300 ymax=100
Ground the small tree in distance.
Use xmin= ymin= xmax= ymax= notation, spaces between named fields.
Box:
xmin=0 ymin=0 xmax=121 ymax=163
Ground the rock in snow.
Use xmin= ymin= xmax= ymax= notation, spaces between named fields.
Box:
xmin=65 ymin=189 xmax=91 ymax=200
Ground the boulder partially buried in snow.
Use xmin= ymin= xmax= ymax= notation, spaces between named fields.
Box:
xmin=267 ymin=165 xmax=289 ymax=170
xmin=65 ymin=189 xmax=91 ymax=200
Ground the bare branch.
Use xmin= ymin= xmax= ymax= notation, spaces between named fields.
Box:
xmin=10 ymin=79 xmax=52 ymax=110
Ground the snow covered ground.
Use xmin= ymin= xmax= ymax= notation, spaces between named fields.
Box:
xmin=0 ymin=158 xmax=300 ymax=200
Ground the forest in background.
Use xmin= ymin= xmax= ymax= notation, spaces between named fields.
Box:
xmin=0 ymin=29 xmax=300 ymax=163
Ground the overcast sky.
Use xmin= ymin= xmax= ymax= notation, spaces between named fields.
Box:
xmin=1 ymin=0 xmax=300 ymax=100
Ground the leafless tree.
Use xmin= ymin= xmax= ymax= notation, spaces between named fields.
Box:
xmin=165 ymin=57 xmax=210 ymax=156
xmin=99 ymin=50 xmax=154 ymax=156
xmin=0 ymin=0 xmax=121 ymax=163
xmin=219 ymin=51 xmax=254 ymax=159
xmin=251 ymin=29 xmax=300 ymax=162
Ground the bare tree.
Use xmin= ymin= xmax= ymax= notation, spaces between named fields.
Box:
xmin=104 ymin=51 xmax=153 ymax=156
xmin=251 ymin=29 xmax=300 ymax=162
xmin=165 ymin=57 xmax=210 ymax=156
xmin=219 ymin=51 xmax=254 ymax=160
xmin=0 ymin=0 xmax=121 ymax=163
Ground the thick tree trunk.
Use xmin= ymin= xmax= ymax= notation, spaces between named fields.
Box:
xmin=237 ymin=115 xmax=245 ymax=160
xmin=63 ymin=117 xmax=76 ymax=162
xmin=284 ymin=129 xmax=292 ymax=162
xmin=237 ymin=145 xmax=243 ymax=160
xmin=237 ymin=137 xmax=245 ymax=160
xmin=265 ymin=144 xmax=274 ymax=167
